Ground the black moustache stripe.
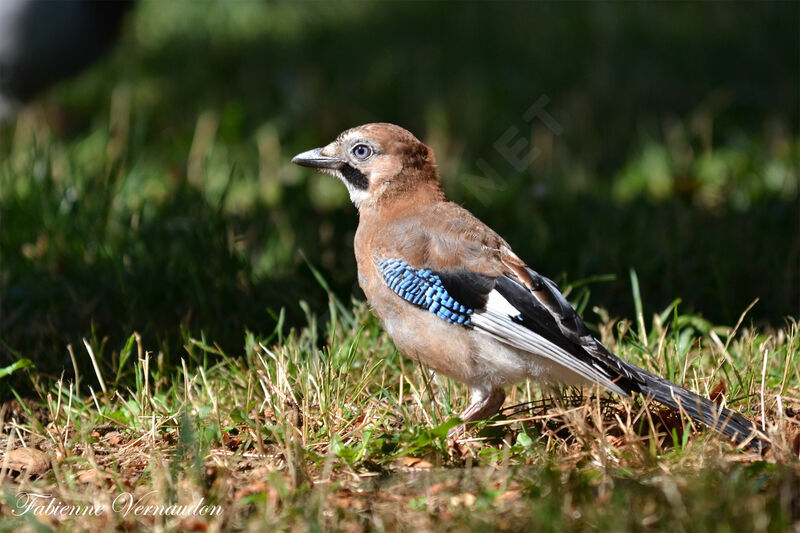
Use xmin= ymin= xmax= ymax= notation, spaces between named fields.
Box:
xmin=340 ymin=164 xmax=369 ymax=190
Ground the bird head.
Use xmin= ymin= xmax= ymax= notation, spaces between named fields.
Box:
xmin=292 ymin=123 xmax=443 ymax=210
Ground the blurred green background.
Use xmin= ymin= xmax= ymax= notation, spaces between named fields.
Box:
xmin=1 ymin=1 xmax=797 ymax=377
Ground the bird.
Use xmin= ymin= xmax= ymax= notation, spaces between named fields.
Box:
xmin=292 ymin=122 xmax=766 ymax=451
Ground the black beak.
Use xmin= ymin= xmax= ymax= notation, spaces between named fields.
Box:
xmin=291 ymin=147 xmax=343 ymax=169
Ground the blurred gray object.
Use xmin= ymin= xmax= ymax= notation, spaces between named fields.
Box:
xmin=0 ymin=0 xmax=133 ymax=120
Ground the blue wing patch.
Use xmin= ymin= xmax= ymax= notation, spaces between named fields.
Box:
xmin=376 ymin=258 xmax=473 ymax=326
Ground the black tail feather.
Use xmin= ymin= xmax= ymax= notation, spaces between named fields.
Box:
xmin=622 ymin=362 xmax=767 ymax=452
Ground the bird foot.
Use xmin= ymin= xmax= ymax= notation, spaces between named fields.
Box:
xmin=447 ymin=388 xmax=506 ymax=439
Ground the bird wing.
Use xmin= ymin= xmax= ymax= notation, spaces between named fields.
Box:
xmin=473 ymin=269 xmax=644 ymax=395
xmin=376 ymin=256 xmax=637 ymax=395
xmin=370 ymin=202 xmax=764 ymax=449
xmin=370 ymin=202 xmax=642 ymax=394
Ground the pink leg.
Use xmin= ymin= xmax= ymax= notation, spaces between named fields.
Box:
xmin=448 ymin=387 xmax=506 ymax=438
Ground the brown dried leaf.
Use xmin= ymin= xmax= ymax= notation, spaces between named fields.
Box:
xmin=648 ymin=407 xmax=685 ymax=444
xmin=498 ymin=490 xmax=520 ymax=502
xmin=335 ymin=496 xmax=366 ymax=510
xmin=221 ymin=432 xmax=240 ymax=450
xmin=179 ymin=517 xmax=209 ymax=531
xmin=205 ymin=465 xmax=220 ymax=482
xmin=428 ymin=482 xmax=449 ymax=494
xmin=2 ymin=447 xmax=50 ymax=479
xmin=449 ymin=493 xmax=476 ymax=507
xmin=234 ymin=481 xmax=267 ymax=500
xmin=710 ymin=381 xmax=727 ymax=405
xmin=78 ymin=468 xmax=102 ymax=483
xmin=449 ymin=439 xmax=472 ymax=459
xmin=401 ymin=457 xmax=432 ymax=469
xmin=234 ymin=480 xmax=279 ymax=508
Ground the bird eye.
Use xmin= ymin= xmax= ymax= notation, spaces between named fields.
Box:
xmin=352 ymin=144 xmax=372 ymax=160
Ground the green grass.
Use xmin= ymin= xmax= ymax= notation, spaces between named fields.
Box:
xmin=0 ymin=294 xmax=798 ymax=531
xmin=0 ymin=1 xmax=798 ymax=531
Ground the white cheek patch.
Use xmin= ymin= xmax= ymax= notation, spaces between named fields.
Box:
xmin=320 ymin=168 xmax=370 ymax=209
xmin=346 ymin=187 xmax=369 ymax=209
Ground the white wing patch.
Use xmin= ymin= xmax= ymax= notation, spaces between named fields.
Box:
xmin=484 ymin=290 xmax=522 ymax=318
xmin=471 ymin=289 xmax=627 ymax=395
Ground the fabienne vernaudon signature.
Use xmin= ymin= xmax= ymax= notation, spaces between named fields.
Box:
xmin=13 ymin=491 xmax=223 ymax=518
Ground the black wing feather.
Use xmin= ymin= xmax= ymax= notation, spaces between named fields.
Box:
xmin=437 ymin=269 xmax=495 ymax=310
xmin=495 ymin=273 xmax=643 ymax=391
xmin=440 ymin=267 xmax=764 ymax=450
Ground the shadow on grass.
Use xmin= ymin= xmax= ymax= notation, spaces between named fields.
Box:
xmin=1 ymin=174 xmax=797 ymax=388
xmin=1 ymin=1 xmax=798 ymax=393
xmin=58 ymin=3 xmax=798 ymax=175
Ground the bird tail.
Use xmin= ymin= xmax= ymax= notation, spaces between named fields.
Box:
xmin=621 ymin=361 xmax=767 ymax=452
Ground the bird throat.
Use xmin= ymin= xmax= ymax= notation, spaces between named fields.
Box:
xmin=340 ymin=163 xmax=369 ymax=190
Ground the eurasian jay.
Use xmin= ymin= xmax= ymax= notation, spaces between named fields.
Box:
xmin=292 ymin=123 xmax=765 ymax=450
